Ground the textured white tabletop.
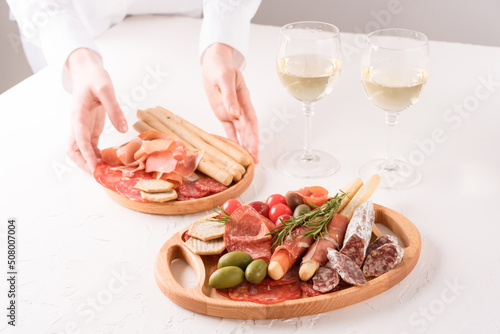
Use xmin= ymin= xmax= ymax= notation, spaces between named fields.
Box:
xmin=1 ymin=16 xmax=499 ymax=334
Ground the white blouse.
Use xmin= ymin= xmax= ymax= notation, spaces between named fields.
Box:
xmin=7 ymin=0 xmax=261 ymax=89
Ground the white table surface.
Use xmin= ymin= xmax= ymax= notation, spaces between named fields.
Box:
xmin=1 ymin=16 xmax=499 ymax=334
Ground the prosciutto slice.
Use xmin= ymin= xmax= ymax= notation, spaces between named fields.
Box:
xmin=301 ymin=214 xmax=350 ymax=267
xmin=100 ymin=130 xmax=200 ymax=184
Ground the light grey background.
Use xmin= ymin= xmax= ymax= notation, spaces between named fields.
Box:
xmin=1 ymin=0 xmax=499 ymax=93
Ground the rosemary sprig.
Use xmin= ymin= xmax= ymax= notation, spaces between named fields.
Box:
xmin=209 ymin=206 xmax=231 ymax=224
xmin=267 ymin=191 xmax=347 ymax=247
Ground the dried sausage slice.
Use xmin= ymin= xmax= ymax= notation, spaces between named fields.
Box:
xmin=195 ymin=177 xmax=228 ymax=193
xmin=365 ymin=235 xmax=399 ymax=257
xmin=327 ymin=250 xmax=367 ymax=286
xmin=177 ymin=180 xmax=210 ymax=199
xmin=340 ymin=200 xmax=375 ymax=266
xmin=363 ymin=243 xmax=404 ymax=277
xmin=312 ymin=261 xmax=340 ymax=293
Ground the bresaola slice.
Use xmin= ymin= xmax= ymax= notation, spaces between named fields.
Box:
xmin=224 ymin=206 xmax=275 ymax=263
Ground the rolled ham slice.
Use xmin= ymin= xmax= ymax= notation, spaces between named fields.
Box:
xmin=299 ymin=214 xmax=350 ymax=281
xmin=268 ymin=227 xmax=314 ymax=280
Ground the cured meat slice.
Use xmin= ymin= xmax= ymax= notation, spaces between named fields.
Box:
xmin=301 ymin=214 xmax=350 ymax=267
xmin=194 ymin=177 xmax=228 ymax=193
xmin=257 ymin=264 xmax=300 ymax=287
xmin=363 ymin=243 xmax=404 ymax=277
xmin=145 ymin=150 xmax=177 ymax=174
xmin=177 ymin=181 xmax=210 ymax=199
xmin=365 ymin=235 xmax=399 ymax=257
xmin=117 ymin=137 xmax=143 ymax=165
xmin=115 ymin=178 xmax=148 ymax=202
xmin=225 ymin=280 xmax=301 ymax=304
xmin=292 ymin=186 xmax=329 ymax=208
xmin=340 ymin=200 xmax=375 ymax=266
xmin=327 ymin=250 xmax=367 ymax=286
xmin=98 ymin=130 xmax=200 ymax=182
xmin=312 ymin=261 xmax=340 ymax=293
xmin=300 ymin=280 xmax=323 ymax=297
xmin=224 ymin=206 xmax=273 ymax=263
xmin=94 ymin=162 xmax=122 ymax=191
xmin=270 ymin=226 xmax=314 ymax=279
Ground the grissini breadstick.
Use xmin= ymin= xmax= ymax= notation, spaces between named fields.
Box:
xmin=339 ymin=174 xmax=380 ymax=220
xmin=135 ymin=112 xmax=233 ymax=186
xmin=133 ymin=120 xmax=156 ymax=133
xmin=298 ymin=177 xmax=364 ymax=281
xmin=148 ymin=107 xmax=245 ymax=178
xmin=157 ymin=107 xmax=253 ymax=166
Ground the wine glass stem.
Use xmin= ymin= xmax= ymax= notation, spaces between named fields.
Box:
xmin=302 ymin=102 xmax=315 ymax=161
xmin=384 ymin=111 xmax=400 ymax=171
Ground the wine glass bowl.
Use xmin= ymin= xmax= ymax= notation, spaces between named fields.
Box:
xmin=358 ymin=29 xmax=429 ymax=189
xmin=276 ymin=21 xmax=342 ymax=178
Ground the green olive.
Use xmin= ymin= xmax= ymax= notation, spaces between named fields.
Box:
xmin=245 ymin=259 xmax=268 ymax=284
xmin=293 ymin=204 xmax=311 ymax=218
xmin=285 ymin=192 xmax=304 ymax=212
xmin=218 ymin=251 xmax=253 ymax=270
xmin=209 ymin=266 xmax=245 ymax=289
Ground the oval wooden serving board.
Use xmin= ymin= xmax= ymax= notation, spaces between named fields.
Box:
xmin=154 ymin=204 xmax=421 ymax=319
xmin=102 ymin=136 xmax=254 ymax=215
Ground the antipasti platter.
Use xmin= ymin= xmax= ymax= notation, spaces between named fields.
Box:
xmin=93 ymin=107 xmax=254 ymax=215
xmin=154 ymin=178 xmax=421 ymax=319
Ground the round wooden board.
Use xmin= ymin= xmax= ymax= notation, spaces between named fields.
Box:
xmin=154 ymin=204 xmax=421 ymax=319
xmin=103 ymin=162 xmax=254 ymax=215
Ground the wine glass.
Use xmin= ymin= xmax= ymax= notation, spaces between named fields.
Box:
xmin=358 ymin=28 xmax=429 ymax=189
xmin=276 ymin=21 xmax=342 ymax=178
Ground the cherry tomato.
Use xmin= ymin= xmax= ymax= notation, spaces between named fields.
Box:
xmin=265 ymin=194 xmax=287 ymax=209
xmin=221 ymin=199 xmax=242 ymax=215
xmin=247 ymin=201 xmax=270 ymax=218
xmin=269 ymin=203 xmax=293 ymax=224
xmin=275 ymin=214 xmax=292 ymax=227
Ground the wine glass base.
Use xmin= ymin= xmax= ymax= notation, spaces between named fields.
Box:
xmin=278 ymin=149 xmax=339 ymax=178
xmin=358 ymin=158 xmax=421 ymax=190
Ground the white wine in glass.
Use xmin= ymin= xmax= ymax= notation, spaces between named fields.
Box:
xmin=276 ymin=22 xmax=342 ymax=178
xmin=358 ymin=29 xmax=429 ymax=189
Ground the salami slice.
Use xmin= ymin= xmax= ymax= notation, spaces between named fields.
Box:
xmin=225 ymin=280 xmax=301 ymax=304
xmin=363 ymin=243 xmax=404 ymax=277
xmin=195 ymin=177 xmax=228 ymax=194
xmin=340 ymin=200 xmax=374 ymax=266
xmin=224 ymin=206 xmax=273 ymax=263
xmin=115 ymin=178 xmax=148 ymax=202
xmin=258 ymin=264 xmax=300 ymax=286
xmin=327 ymin=249 xmax=367 ymax=286
xmin=365 ymin=235 xmax=399 ymax=258
xmin=312 ymin=261 xmax=340 ymax=293
xmin=177 ymin=181 xmax=210 ymax=199
xmin=94 ymin=162 xmax=123 ymax=191
xmin=300 ymin=280 xmax=323 ymax=297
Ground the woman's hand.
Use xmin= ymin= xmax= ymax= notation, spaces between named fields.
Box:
xmin=66 ymin=48 xmax=127 ymax=173
xmin=201 ymin=43 xmax=259 ymax=163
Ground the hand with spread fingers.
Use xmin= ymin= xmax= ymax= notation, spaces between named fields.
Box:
xmin=66 ymin=48 xmax=128 ymax=173
xmin=201 ymin=43 xmax=259 ymax=163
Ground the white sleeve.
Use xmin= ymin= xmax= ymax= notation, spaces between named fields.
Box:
xmin=199 ymin=0 xmax=262 ymax=68
xmin=6 ymin=0 xmax=101 ymax=91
